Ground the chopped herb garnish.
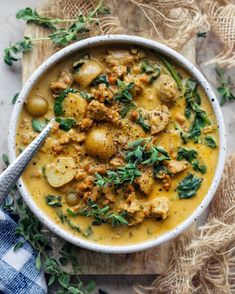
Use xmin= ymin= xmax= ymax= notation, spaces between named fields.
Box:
xmin=156 ymin=53 xmax=183 ymax=91
xmin=55 ymin=117 xmax=76 ymax=131
xmin=215 ymin=66 xmax=235 ymax=105
xmin=83 ymin=226 xmax=93 ymax=238
xmin=95 ymin=163 xmax=141 ymax=187
xmin=77 ymin=199 xmax=128 ymax=227
xmin=32 ymin=119 xmax=46 ymax=132
xmin=205 ymin=135 xmax=217 ymax=149
xmin=114 ymin=79 xmax=135 ymax=103
xmin=191 ymin=160 xmax=207 ymax=174
xmin=125 ymin=138 xmax=170 ymax=166
xmin=91 ymin=74 xmax=109 ymax=87
xmin=177 ymin=147 xmax=198 ymax=162
xmin=177 ymin=173 xmax=203 ymax=199
xmin=45 ymin=195 xmax=62 ymax=207
xmin=12 ymin=93 xmax=19 ymax=104
xmin=177 ymin=147 xmax=206 ymax=174
xmin=54 ymin=88 xmax=78 ymax=116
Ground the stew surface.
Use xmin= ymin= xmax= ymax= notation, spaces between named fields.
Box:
xmin=16 ymin=46 xmax=219 ymax=246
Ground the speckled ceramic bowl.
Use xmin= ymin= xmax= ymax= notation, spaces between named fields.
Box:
xmin=8 ymin=35 xmax=226 ymax=254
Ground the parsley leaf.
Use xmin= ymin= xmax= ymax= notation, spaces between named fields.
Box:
xmin=32 ymin=119 xmax=46 ymax=132
xmin=205 ymin=135 xmax=217 ymax=149
xmin=177 ymin=173 xmax=203 ymax=198
xmin=177 ymin=147 xmax=206 ymax=174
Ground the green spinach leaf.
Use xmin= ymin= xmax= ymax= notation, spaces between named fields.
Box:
xmin=177 ymin=173 xmax=203 ymax=198
xmin=54 ymin=88 xmax=78 ymax=116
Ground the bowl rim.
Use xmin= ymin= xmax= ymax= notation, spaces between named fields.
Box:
xmin=8 ymin=34 xmax=226 ymax=254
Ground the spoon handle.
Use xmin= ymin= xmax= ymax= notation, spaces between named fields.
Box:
xmin=0 ymin=119 xmax=54 ymax=203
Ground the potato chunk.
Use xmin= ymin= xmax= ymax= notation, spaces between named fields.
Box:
xmin=155 ymin=74 xmax=179 ymax=104
xmin=45 ymin=157 xmax=76 ymax=188
xmin=73 ymin=59 xmax=103 ymax=87
xmin=85 ymin=127 xmax=116 ymax=160
xmin=63 ymin=93 xmax=88 ymax=121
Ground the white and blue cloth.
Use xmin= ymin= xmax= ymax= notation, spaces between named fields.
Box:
xmin=0 ymin=209 xmax=47 ymax=294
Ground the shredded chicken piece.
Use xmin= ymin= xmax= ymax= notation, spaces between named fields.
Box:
xmin=165 ymin=159 xmax=189 ymax=174
xmin=148 ymin=105 xmax=170 ymax=135
xmin=87 ymin=100 xmax=121 ymax=126
xmin=147 ymin=197 xmax=169 ymax=219
xmin=50 ymin=69 xmax=73 ymax=93
xmin=135 ymin=167 xmax=154 ymax=195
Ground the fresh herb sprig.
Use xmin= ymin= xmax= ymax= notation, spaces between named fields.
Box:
xmin=4 ymin=1 xmax=110 ymax=66
xmin=215 ymin=66 xmax=235 ymax=106
xmin=95 ymin=163 xmax=141 ymax=187
xmin=125 ymin=138 xmax=170 ymax=166
xmin=68 ymin=199 xmax=128 ymax=227
xmin=4 ymin=37 xmax=33 ymax=66
xmin=177 ymin=173 xmax=203 ymax=198
xmin=1 ymin=165 xmax=94 ymax=294
xmin=114 ymin=79 xmax=135 ymax=103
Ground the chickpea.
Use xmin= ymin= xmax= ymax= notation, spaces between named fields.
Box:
xmin=25 ymin=96 xmax=49 ymax=117
xmin=66 ymin=193 xmax=79 ymax=206
xmin=85 ymin=127 xmax=116 ymax=160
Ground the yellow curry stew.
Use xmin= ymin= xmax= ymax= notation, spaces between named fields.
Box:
xmin=16 ymin=47 xmax=219 ymax=245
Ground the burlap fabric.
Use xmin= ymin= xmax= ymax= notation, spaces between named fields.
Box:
xmin=23 ymin=0 xmax=235 ymax=292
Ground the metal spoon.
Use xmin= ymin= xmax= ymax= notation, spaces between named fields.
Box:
xmin=0 ymin=118 xmax=55 ymax=203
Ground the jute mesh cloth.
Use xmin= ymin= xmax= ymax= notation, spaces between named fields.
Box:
xmin=32 ymin=0 xmax=234 ymax=291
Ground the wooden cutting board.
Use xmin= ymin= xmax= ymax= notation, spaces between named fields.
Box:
xmin=22 ymin=0 xmax=195 ymax=274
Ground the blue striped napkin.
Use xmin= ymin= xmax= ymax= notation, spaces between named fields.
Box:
xmin=0 ymin=208 xmax=47 ymax=294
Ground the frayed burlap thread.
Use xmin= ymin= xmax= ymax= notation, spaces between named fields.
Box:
xmin=203 ymin=1 xmax=235 ymax=68
xmin=135 ymin=154 xmax=235 ymax=294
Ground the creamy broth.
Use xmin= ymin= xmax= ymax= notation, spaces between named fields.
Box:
xmin=16 ymin=46 xmax=219 ymax=245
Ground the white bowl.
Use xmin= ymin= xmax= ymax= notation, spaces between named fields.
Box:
xmin=8 ymin=35 xmax=226 ymax=254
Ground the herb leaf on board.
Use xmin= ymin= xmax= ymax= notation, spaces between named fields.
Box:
xmin=215 ymin=66 xmax=235 ymax=105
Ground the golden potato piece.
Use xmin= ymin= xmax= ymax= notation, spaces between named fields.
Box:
xmin=85 ymin=127 xmax=116 ymax=160
xmin=73 ymin=59 xmax=103 ymax=87
xmin=45 ymin=157 xmax=76 ymax=188
xmin=63 ymin=93 xmax=88 ymax=121
xmin=25 ymin=96 xmax=48 ymax=117
xmin=155 ymin=74 xmax=179 ymax=104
